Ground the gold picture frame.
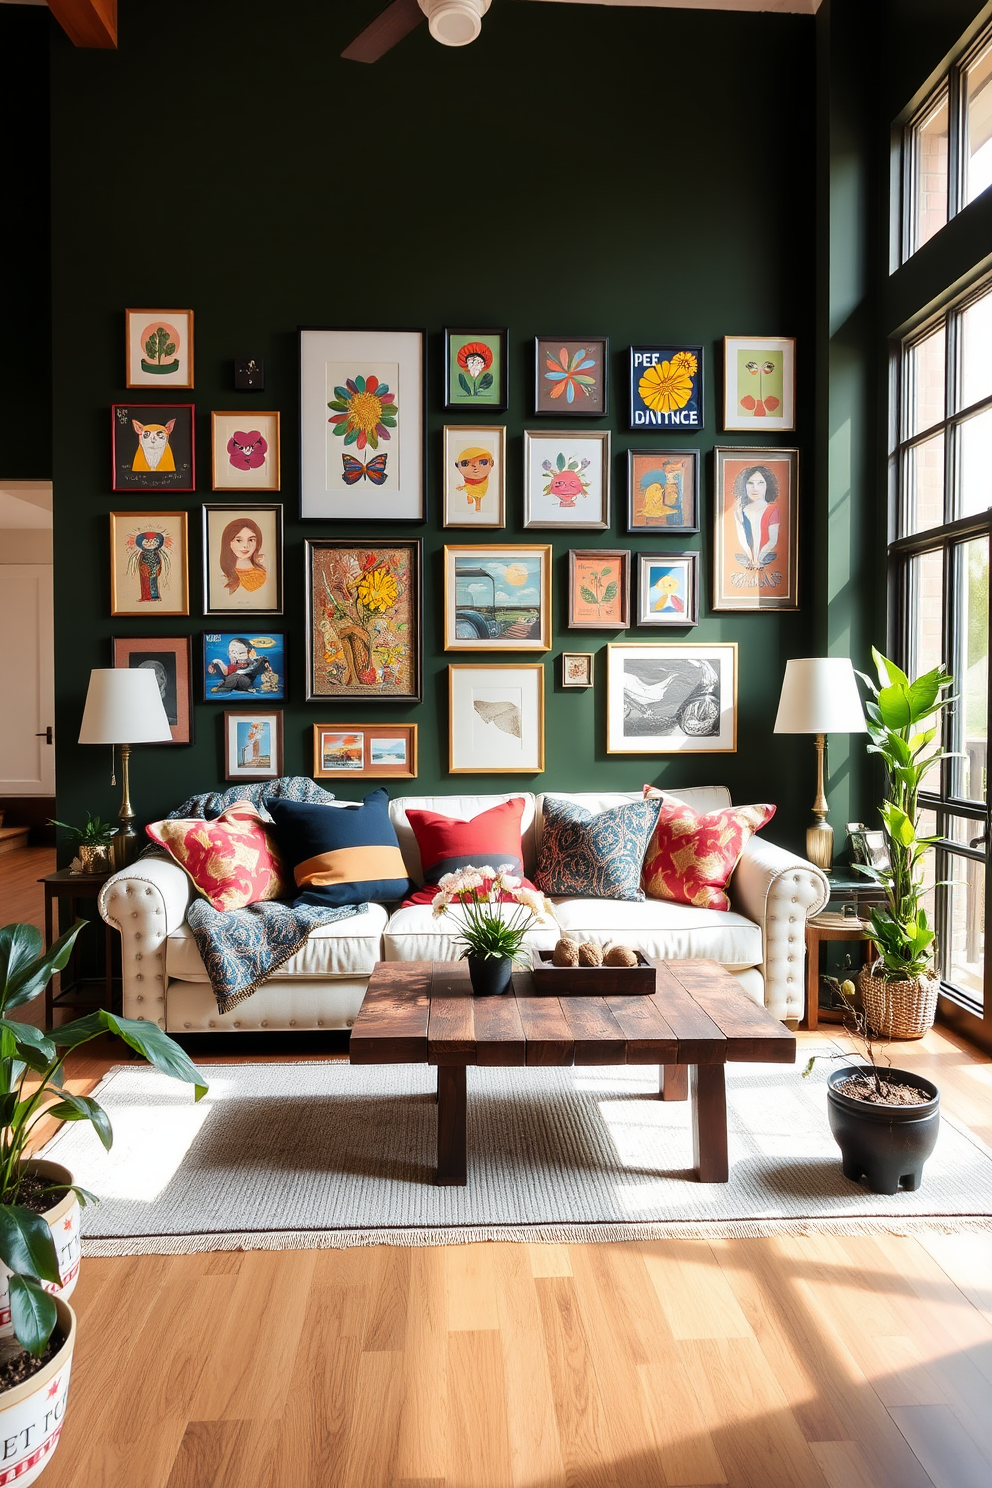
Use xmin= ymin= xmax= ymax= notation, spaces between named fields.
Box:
xmin=109 ymin=511 xmax=189 ymax=617
xmin=125 ymin=308 xmax=194 ymax=389
xmin=443 ymin=544 xmax=552 ymax=652
xmin=211 ymin=411 xmax=281 ymax=492
xmin=448 ymin=663 xmax=545 ymax=773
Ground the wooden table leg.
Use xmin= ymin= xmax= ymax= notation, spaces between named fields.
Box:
xmin=690 ymin=1064 xmax=729 ymax=1182
xmin=44 ymin=886 xmax=55 ymax=1026
xmin=660 ymin=1064 xmax=688 ymax=1101
xmin=436 ymin=1065 xmax=467 ymax=1186
xmin=803 ymin=925 xmax=820 ymax=1030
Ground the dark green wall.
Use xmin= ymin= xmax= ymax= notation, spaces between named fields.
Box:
xmin=50 ymin=0 xmax=821 ymax=852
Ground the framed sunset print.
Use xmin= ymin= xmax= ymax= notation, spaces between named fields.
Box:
xmin=111 ymin=403 xmax=195 ymax=492
xmin=627 ymin=449 xmax=699 ymax=535
xmin=722 ymin=336 xmax=796 ymax=431
xmin=449 ymin=664 xmax=545 ymax=773
xmin=568 ymin=549 xmax=630 ymax=630
xmin=111 ymin=635 xmax=193 ymax=745
xmin=223 ymin=709 xmax=283 ymax=781
xmin=635 ymin=552 xmax=699 ymax=627
xmin=109 ymin=512 xmax=189 ymax=617
xmin=713 ymin=447 xmax=799 ymax=611
xmin=522 ymin=430 xmax=610 ymax=529
xmin=442 ymin=425 xmax=506 ymax=528
xmin=211 ymin=411 xmax=281 ymax=491
xmin=606 ymin=642 xmax=737 ymax=754
xmin=125 ymin=309 xmax=194 ymax=389
xmin=628 ymin=346 xmax=704 ymax=432
xmin=444 ymin=545 xmax=551 ymax=652
xmin=204 ymin=632 xmax=286 ymax=702
xmin=312 ymin=723 xmax=418 ymax=780
xmin=202 ymin=504 xmax=283 ymax=616
xmin=305 ymin=538 xmax=421 ymax=701
xmin=534 ymin=337 xmax=608 ymax=416
xmin=444 ymin=329 xmax=507 ymax=411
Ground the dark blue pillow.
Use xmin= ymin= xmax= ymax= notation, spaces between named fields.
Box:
xmin=268 ymin=788 xmax=410 ymax=907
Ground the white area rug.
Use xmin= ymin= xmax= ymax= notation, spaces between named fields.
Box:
xmin=40 ymin=1057 xmax=992 ymax=1254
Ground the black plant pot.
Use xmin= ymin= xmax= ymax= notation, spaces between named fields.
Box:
xmin=467 ymin=954 xmax=513 ymax=996
xmin=827 ymin=1065 xmax=940 ymax=1195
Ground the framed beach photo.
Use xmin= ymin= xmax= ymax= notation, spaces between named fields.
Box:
xmin=444 ymin=329 xmax=507 ymax=412
xmin=628 ymin=346 xmax=704 ymax=432
xmin=722 ymin=335 xmax=796 ymax=431
xmin=111 ymin=635 xmax=193 ymax=745
xmin=534 ymin=337 xmax=608 ymax=416
xmin=442 ymin=425 xmax=506 ymax=529
xmin=299 ymin=327 xmax=425 ymax=522
xmin=223 ymin=709 xmax=283 ymax=781
xmin=125 ymin=309 xmax=194 ymax=389
xmin=561 ymin=652 xmax=594 ymax=689
xmin=607 ymin=642 xmax=737 ymax=754
xmin=305 ymin=538 xmax=421 ymax=702
xmin=211 ymin=411 xmax=281 ymax=491
xmin=627 ymin=449 xmax=699 ymax=535
xmin=449 ymin=663 xmax=545 ymax=774
xmin=635 ymin=552 xmax=699 ymax=627
xmin=713 ymin=447 xmax=800 ymax=611
xmin=204 ymin=632 xmax=286 ymax=702
xmin=111 ymin=403 xmax=195 ymax=493
xmin=568 ymin=549 xmax=630 ymax=630
xmin=523 ymin=430 xmax=611 ymax=529
xmin=202 ymin=504 xmax=283 ymax=616
xmin=109 ymin=512 xmax=189 ymax=617
xmin=444 ymin=544 xmax=552 ymax=652
xmin=312 ymin=723 xmax=418 ymax=781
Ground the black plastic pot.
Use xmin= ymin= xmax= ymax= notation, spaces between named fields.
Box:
xmin=467 ymin=954 xmax=513 ymax=996
xmin=827 ymin=1065 xmax=940 ymax=1194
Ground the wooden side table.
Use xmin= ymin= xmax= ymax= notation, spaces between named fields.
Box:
xmin=39 ymin=869 xmax=118 ymax=1023
xmin=803 ymin=919 xmax=874 ymax=1030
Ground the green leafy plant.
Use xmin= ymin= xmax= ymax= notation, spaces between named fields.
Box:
xmin=0 ymin=920 xmax=207 ymax=1357
xmin=144 ymin=326 xmax=176 ymax=366
xmin=48 ymin=813 xmax=117 ymax=847
xmin=431 ymin=866 xmax=552 ymax=965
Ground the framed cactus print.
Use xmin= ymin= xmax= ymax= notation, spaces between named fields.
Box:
xmin=722 ymin=335 xmax=796 ymax=431
xmin=304 ymin=538 xmax=421 ymax=701
xmin=533 ymin=337 xmax=608 ymax=416
xmin=628 ymin=346 xmax=704 ymax=432
xmin=444 ymin=329 xmax=508 ymax=412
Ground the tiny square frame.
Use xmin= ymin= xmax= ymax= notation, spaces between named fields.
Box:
xmin=561 ymin=652 xmax=594 ymax=689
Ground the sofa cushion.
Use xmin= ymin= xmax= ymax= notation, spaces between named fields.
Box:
xmin=534 ymin=787 xmax=732 ymax=855
xmin=641 ymin=790 xmax=775 ymax=911
xmin=166 ymin=901 xmax=389 ymax=981
xmin=551 ymin=897 xmax=763 ymax=969
xmin=535 ymin=794 xmax=661 ymax=901
xmin=402 ymin=798 xmax=536 ymax=906
xmin=146 ymin=802 xmax=287 ymax=912
xmin=390 ymin=793 xmax=538 ymax=884
xmin=268 ymin=789 xmax=410 ymax=907
xmin=383 ymin=901 xmax=560 ymax=963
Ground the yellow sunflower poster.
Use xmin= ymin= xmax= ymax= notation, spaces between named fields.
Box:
xmin=628 ymin=345 xmax=704 ymax=431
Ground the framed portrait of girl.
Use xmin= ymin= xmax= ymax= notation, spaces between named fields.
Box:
xmin=712 ymin=447 xmax=799 ymax=611
xmin=202 ymin=504 xmax=283 ymax=616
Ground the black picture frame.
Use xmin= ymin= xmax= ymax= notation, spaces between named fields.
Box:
xmin=628 ymin=345 xmax=704 ymax=433
xmin=111 ymin=403 xmax=195 ymax=493
xmin=304 ymin=537 xmax=422 ymax=703
xmin=443 ymin=327 xmax=508 ymax=413
xmin=533 ymin=336 xmax=609 ymax=417
xmin=626 ymin=448 xmax=700 ymax=536
xmin=202 ymin=631 xmax=287 ymax=703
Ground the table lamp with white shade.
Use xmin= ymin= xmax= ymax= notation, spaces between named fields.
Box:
xmin=78 ymin=669 xmax=172 ymax=869
xmin=773 ymin=657 xmax=867 ymax=871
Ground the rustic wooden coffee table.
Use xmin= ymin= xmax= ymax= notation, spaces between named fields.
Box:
xmin=349 ymin=957 xmax=796 ymax=1186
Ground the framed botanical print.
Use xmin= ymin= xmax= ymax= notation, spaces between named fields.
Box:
xmin=522 ymin=430 xmax=611 ymax=529
xmin=202 ymin=504 xmax=283 ymax=616
xmin=635 ymin=552 xmax=699 ymax=626
xmin=312 ymin=723 xmax=418 ymax=780
xmin=568 ymin=549 xmax=630 ymax=630
xmin=449 ymin=664 xmax=545 ymax=773
xmin=627 ymin=449 xmax=699 ymax=535
xmin=204 ymin=632 xmax=286 ymax=702
xmin=111 ymin=635 xmax=193 ymax=745
xmin=713 ymin=447 xmax=800 ymax=611
xmin=299 ymin=327 xmax=425 ymax=521
xmin=444 ymin=329 xmax=507 ymax=411
xmin=561 ymin=652 xmax=593 ymax=688
xmin=109 ymin=512 xmax=189 ymax=617
xmin=606 ymin=642 xmax=737 ymax=754
xmin=125 ymin=309 xmax=194 ymax=389
xmin=442 ymin=425 xmax=506 ymax=529
xmin=443 ymin=544 xmax=551 ymax=652
xmin=628 ymin=346 xmax=703 ymax=432
xmin=722 ymin=336 xmax=796 ymax=431
xmin=223 ymin=709 xmax=283 ymax=781
xmin=211 ymin=412 xmax=281 ymax=491
xmin=534 ymin=337 xmax=608 ymax=416
xmin=111 ymin=403 xmax=195 ymax=492
xmin=305 ymin=538 xmax=421 ymax=701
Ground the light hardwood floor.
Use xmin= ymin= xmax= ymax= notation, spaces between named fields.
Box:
xmin=3 ymin=848 xmax=992 ymax=1488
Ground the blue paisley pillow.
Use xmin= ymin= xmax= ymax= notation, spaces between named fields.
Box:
xmin=535 ymin=795 xmax=662 ymax=901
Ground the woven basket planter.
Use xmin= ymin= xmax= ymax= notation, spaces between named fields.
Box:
xmin=857 ymin=963 xmax=939 ymax=1040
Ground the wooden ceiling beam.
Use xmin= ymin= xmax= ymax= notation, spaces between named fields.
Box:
xmin=47 ymin=0 xmax=117 ymax=49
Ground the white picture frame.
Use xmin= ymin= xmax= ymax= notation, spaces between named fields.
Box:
xmin=522 ymin=430 xmax=610 ymax=529
xmin=722 ymin=335 xmax=796 ymax=432
xmin=442 ymin=424 xmax=506 ymax=528
xmin=448 ymin=663 xmax=545 ymax=773
xmin=606 ymin=642 xmax=737 ymax=754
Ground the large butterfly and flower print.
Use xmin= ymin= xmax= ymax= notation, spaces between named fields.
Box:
xmin=327 ymin=374 xmax=398 ymax=486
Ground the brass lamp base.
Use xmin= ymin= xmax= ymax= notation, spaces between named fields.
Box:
xmin=806 ymin=817 xmax=834 ymax=871
xmin=111 ymin=742 xmax=138 ymax=871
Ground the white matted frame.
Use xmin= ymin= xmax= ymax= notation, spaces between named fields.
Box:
xmin=444 ymin=544 xmax=552 ymax=652
xmin=442 ymin=424 xmax=506 ymax=528
xmin=449 ymin=663 xmax=545 ymax=773
xmin=606 ymin=642 xmax=737 ymax=754
xmin=722 ymin=335 xmax=796 ymax=432
xmin=223 ymin=708 xmax=283 ymax=781
xmin=522 ymin=430 xmax=610 ymax=529
xmin=561 ymin=651 xmax=594 ymax=688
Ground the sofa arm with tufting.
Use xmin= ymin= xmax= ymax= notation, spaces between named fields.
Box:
xmin=98 ymin=855 xmax=192 ymax=1028
xmin=729 ymin=837 xmax=829 ymax=1022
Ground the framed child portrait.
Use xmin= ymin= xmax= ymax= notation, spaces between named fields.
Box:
xmin=444 ymin=544 xmax=552 ymax=652
xmin=111 ymin=403 xmax=195 ymax=493
xmin=442 ymin=425 xmax=506 ymax=529
xmin=523 ymin=430 xmax=611 ymax=529
xmin=203 ymin=632 xmax=286 ymax=702
xmin=125 ymin=309 xmax=194 ymax=389
xmin=109 ymin=512 xmax=189 ymax=617
xmin=211 ymin=412 xmax=281 ymax=492
xmin=202 ymin=504 xmax=284 ymax=616
xmin=712 ymin=447 xmax=800 ymax=611
xmin=448 ymin=663 xmax=545 ymax=773
xmin=722 ymin=336 xmax=796 ymax=431
xmin=627 ymin=450 xmax=699 ymax=535
xmin=444 ymin=329 xmax=508 ymax=412
xmin=534 ymin=337 xmax=608 ymax=416
xmin=223 ymin=709 xmax=283 ymax=781
xmin=568 ymin=549 xmax=630 ymax=630
xmin=111 ymin=635 xmax=193 ymax=745
xmin=635 ymin=552 xmax=699 ymax=626
xmin=312 ymin=723 xmax=418 ymax=781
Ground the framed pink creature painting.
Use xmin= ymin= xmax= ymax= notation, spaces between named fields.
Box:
xmin=202 ymin=504 xmax=284 ymax=616
xmin=211 ymin=411 xmax=281 ymax=492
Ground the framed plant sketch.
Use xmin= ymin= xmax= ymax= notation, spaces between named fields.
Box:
xmin=722 ymin=335 xmax=796 ymax=431
xmin=449 ymin=663 xmax=545 ymax=773
xmin=628 ymin=346 xmax=703 ymax=432
xmin=111 ymin=403 xmax=195 ymax=492
xmin=109 ymin=512 xmax=189 ymax=616
xmin=305 ymin=538 xmax=421 ymax=702
xmin=223 ymin=709 xmax=283 ymax=781
xmin=635 ymin=552 xmax=699 ymax=626
xmin=444 ymin=329 xmax=508 ymax=412
xmin=523 ymin=430 xmax=610 ymax=529
xmin=606 ymin=642 xmax=737 ymax=754
xmin=299 ymin=327 xmax=425 ymax=521
xmin=211 ymin=412 xmax=281 ymax=491
xmin=534 ymin=337 xmax=608 ymax=416
xmin=561 ymin=652 xmax=594 ymax=688
xmin=627 ymin=449 xmax=699 ymax=535
xmin=312 ymin=723 xmax=418 ymax=781
xmin=568 ymin=549 xmax=630 ymax=630
xmin=202 ymin=504 xmax=283 ymax=616
xmin=443 ymin=544 xmax=552 ymax=652
xmin=442 ymin=425 xmax=505 ymax=529
xmin=204 ymin=632 xmax=286 ymax=702
xmin=125 ymin=309 xmax=194 ymax=389
xmin=111 ymin=635 xmax=193 ymax=745
xmin=713 ymin=447 xmax=799 ymax=611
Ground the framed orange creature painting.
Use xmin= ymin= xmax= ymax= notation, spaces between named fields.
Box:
xmin=442 ymin=425 xmax=506 ymax=529
xmin=713 ymin=447 xmax=799 ymax=612
xmin=627 ymin=449 xmax=699 ymax=535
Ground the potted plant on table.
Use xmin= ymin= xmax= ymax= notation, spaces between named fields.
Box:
xmin=48 ymin=813 xmax=118 ymax=875
xmin=431 ymin=865 xmax=553 ymax=996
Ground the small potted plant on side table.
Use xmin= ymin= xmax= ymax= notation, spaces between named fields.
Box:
xmin=48 ymin=814 xmax=118 ymax=875
xmin=431 ymin=865 xmax=553 ymax=995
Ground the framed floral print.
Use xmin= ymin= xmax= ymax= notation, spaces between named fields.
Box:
xmin=534 ymin=337 xmax=608 ymax=416
xmin=211 ymin=411 xmax=281 ymax=491
xmin=125 ymin=309 xmax=194 ymax=389
xmin=204 ymin=632 xmax=286 ymax=702
xmin=568 ymin=549 xmax=630 ymax=630
xmin=443 ymin=544 xmax=551 ymax=652
xmin=722 ymin=336 xmax=796 ymax=431
xmin=312 ymin=723 xmax=418 ymax=780
xmin=627 ymin=449 xmax=699 ymax=535
xmin=444 ymin=329 xmax=507 ymax=411
xmin=448 ymin=664 xmax=545 ymax=774
xmin=628 ymin=346 xmax=703 ymax=432
xmin=442 ymin=425 xmax=506 ymax=529
xmin=606 ymin=642 xmax=737 ymax=754
xmin=635 ymin=552 xmax=699 ymax=627
xmin=561 ymin=652 xmax=594 ymax=688
xmin=111 ymin=403 xmax=195 ymax=492
xmin=223 ymin=709 xmax=283 ymax=781
xmin=109 ymin=512 xmax=189 ymax=617
xmin=299 ymin=327 xmax=425 ymax=522
xmin=111 ymin=635 xmax=193 ymax=745
xmin=305 ymin=538 xmax=421 ymax=701
xmin=202 ymin=504 xmax=283 ymax=616
xmin=713 ymin=447 xmax=799 ymax=611
xmin=522 ymin=430 xmax=610 ymax=529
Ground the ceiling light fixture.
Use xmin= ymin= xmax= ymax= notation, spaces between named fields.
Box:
xmin=418 ymin=0 xmax=491 ymax=47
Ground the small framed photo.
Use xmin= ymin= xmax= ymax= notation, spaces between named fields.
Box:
xmin=523 ymin=430 xmax=610 ymax=529
xmin=627 ymin=449 xmax=699 ymax=535
xmin=111 ymin=635 xmax=193 ymax=745
xmin=628 ymin=346 xmax=704 ymax=432
xmin=442 ymin=425 xmax=506 ymax=528
xmin=561 ymin=652 xmax=594 ymax=689
xmin=636 ymin=552 xmax=699 ymax=627
xmin=111 ymin=403 xmax=195 ymax=492
xmin=607 ymin=642 xmax=737 ymax=754
xmin=223 ymin=709 xmax=283 ymax=781
xmin=444 ymin=544 xmax=552 ymax=652
xmin=202 ymin=504 xmax=283 ymax=616
xmin=204 ymin=632 xmax=286 ymax=702
xmin=449 ymin=663 xmax=545 ymax=774
xmin=125 ymin=309 xmax=194 ymax=389
xmin=444 ymin=329 xmax=508 ymax=412
xmin=568 ymin=549 xmax=630 ymax=630
xmin=109 ymin=512 xmax=189 ymax=617
xmin=534 ymin=337 xmax=608 ymax=417
xmin=713 ymin=447 xmax=799 ymax=611
xmin=312 ymin=723 xmax=418 ymax=781
xmin=211 ymin=411 xmax=281 ymax=491
xmin=847 ymin=822 xmax=891 ymax=873
xmin=722 ymin=336 xmax=796 ymax=431
xmin=305 ymin=538 xmax=421 ymax=702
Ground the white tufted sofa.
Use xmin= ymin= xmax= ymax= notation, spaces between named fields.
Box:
xmin=98 ymin=786 xmax=828 ymax=1035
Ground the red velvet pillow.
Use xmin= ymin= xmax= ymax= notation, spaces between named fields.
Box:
xmin=641 ymin=788 xmax=774 ymax=912
xmin=402 ymin=798 xmax=533 ymax=906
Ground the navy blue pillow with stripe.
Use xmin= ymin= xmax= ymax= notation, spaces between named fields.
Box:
xmin=268 ymin=789 xmax=410 ymax=908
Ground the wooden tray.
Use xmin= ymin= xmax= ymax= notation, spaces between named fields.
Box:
xmin=529 ymin=949 xmax=656 ymax=996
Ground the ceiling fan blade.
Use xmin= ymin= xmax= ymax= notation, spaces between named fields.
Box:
xmin=341 ymin=0 xmax=425 ymax=62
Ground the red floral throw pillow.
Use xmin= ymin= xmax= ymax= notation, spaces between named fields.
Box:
xmin=402 ymin=798 xmax=534 ymax=906
xmin=641 ymin=788 xmax=775 ymax=912
xmin=146 ymin=803 xmax=288 ymax=912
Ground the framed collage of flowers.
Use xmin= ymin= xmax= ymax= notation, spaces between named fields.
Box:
xmin=628 ymin=346 xmax=703 ymax=432
xmin=304 ymin=538 xmax=421 ymax=702
xmin=534 ymin=337 xmax=609 ymax=416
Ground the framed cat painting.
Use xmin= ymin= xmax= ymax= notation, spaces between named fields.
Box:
xmin=111 ymin=403 xmax=195 ymax=492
